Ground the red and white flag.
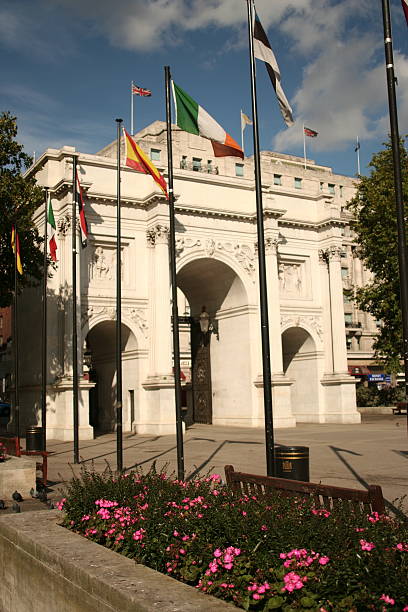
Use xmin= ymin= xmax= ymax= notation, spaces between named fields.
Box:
xmin=304 ymin=127 xmax=318 ymax=138
xmin=132 ymin=85 xmax=152 ymax=97
xmin=402 ymin=0 xmax=408 ymax=25
xmin=47 ymin=193 xmax=58 ymax=262
xmin=76 ymin=172 xmax=89 ymax=247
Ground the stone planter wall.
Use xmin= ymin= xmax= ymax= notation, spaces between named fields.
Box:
xmin=0 ymin=510 xmax=234 ymax=612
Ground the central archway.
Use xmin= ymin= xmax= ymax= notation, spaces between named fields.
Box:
xmin=86 ymin=320 xmax=138 ymax=434
xmin=177 ymin=257 xmax=253 ymax=427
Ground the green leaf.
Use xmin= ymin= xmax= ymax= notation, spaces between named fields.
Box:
xmin=266 ymin=596 xmax=285 ymax=609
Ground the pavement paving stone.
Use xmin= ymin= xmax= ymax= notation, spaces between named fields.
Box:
xmin=1 ymin=414 xmax=406 ymax=516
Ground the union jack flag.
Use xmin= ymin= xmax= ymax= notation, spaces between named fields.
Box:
xmin=132 ymin=85 xmax=152 ymax=97
xmin=304 ymin=127 xmax=318 ymax=138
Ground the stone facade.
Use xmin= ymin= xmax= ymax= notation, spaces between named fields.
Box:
xmin=17 ymin=121 xmax=363 ymax=440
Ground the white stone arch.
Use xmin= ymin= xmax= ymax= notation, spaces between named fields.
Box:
xmin=83 ymin=316 xmax=141 ymax=434
xmin=280 ymin=316 xmax=323 ymax=352
xmin=176 ymin=247 xmax=257 ymax=305
xmin=176 ymin=253 xmax=257 ymax=427
xmin=281 ymin=324 xmax=322 ymax=422
xmin=82 ymin=310 xmax=146 ymax=350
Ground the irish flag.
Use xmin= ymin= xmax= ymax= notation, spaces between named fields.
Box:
xmin=172 ymin=82 xmax=244 ymax=159
xmin=124 ymin=129 xmax=168 ymax=198
xmin=47 ymin=193 xmax=57 ymax=262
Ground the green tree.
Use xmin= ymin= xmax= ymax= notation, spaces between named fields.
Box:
xmin=0 ymin=112 xmax=44 ymax=307
xmin=347 ymin=138 xmax=408 ymax=372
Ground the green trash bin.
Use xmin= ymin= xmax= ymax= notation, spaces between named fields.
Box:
xmin=275 ymin=446 xmax=310 ymax=481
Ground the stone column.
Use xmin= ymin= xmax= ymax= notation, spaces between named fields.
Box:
xmin=318 ymin=249 xmax=334 ymax=374
xmin=146 ymin=225 xmax=173 ymax=378
xmin=265 ymin=237 xmax=284 ymax=374
xmin=141 ymin=224 xmax=176 ymax=435
xmin=327 ymin=245 xmax=349 ymax=374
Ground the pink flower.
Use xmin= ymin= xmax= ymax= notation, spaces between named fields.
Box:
xmin=253 ymin=593 xmax=261 ymax=600
xmin=319 ymin=556 xmax=330 ymax=565
xmin=380 ymin=594 xmax=395 ymax=605
xmin=360 ymin=539 xmax=376 ymax=551
xmin=213 ymin=549 xmax=222 ymax=557
xmin=368 ymin=511 xmax=380 ymax=523
xmin=261 ymin=524 xmax=268 ymax=531
xmin=355 ymin=528 xmax=365 ymax=532
xmin=56 ymin=498 xmax=66 ymax=510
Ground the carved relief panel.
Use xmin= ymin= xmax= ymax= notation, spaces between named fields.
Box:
xmin=277 ymin=257 xmax=311 ymax=299
xmin=89 ymin=244 xmax=124 ymax=285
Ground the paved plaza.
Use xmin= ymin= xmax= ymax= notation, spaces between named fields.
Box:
xmin=2 ymin=414 xmax=407 ymax=515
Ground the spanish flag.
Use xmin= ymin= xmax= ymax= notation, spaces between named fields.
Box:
xmin=11 ymin=225 xmax=23 ymax=275
xmin=124 ymin=129 xmax=168 ymax=198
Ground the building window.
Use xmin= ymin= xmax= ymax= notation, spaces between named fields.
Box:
xmin=235 ymin=163 xmax=244 ymax=177
xmin=192 ymin=157 xmax=202 ymax=171
xmin=294 ymin=177 xmax=302 ymax=189
xmin=150 ymin=148 xmax=161 ymax=162
xmin=339 ymin=185 xmax=343 ymax=198
xmin=274 ymin=174 xmax=282 ymax=185
xmin=328 ymin=183 xmax=335 ymax=195
xmin=343 ymin=290 xmax=352 ymax=303
xmin=180 ymin=155 xmax=187 ymax=169
xmin=320 ymin=182 xmax=324 ymax=191
xmin=341 ymin=267 xmax=349 ymax=279
xmin=206 ymin=160 xmax=213 ymax=173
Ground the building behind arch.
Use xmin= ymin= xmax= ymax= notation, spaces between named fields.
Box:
xmin=15 ymin=121 xmax=378 ymax=440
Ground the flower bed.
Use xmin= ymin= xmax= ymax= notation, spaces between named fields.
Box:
xmin=60 ymin=466 xmax=408 ymax=611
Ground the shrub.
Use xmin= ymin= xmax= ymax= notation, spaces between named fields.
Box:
xmin=59 ymin=465 xmax=408 ymax=611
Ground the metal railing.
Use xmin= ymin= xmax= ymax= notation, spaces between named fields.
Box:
xmin=179 ymin=161 xmax=219 ymax=174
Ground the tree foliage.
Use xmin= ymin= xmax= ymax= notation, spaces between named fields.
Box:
xmin=347 ymin=138 xmax=408 ymax=372
xmin=0 ymin=112 xmax=44 ymax=307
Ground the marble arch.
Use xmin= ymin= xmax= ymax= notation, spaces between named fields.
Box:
xmin=17 ymin=119 xmax=361 ymax=441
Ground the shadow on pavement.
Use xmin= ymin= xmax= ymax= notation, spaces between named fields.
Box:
xmin=329 ymin=445 xmax=406 ymax=519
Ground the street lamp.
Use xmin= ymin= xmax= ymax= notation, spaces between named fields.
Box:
xmin=199 ymin=306 xmax=218 ymax=339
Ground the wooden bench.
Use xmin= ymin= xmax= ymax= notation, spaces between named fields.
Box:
xmin=392 ymin=402 xmax=407 ymax=415
xmin=224 ymin=464 xmax=385 ymax=514
xmin=0 ymin=435 xmax=48 ymax=488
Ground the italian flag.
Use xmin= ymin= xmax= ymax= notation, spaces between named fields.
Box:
xmin=47 ymin=193 xmax=57 ymax=262
xmin=172 ymin=82 xmax=244 ymax=159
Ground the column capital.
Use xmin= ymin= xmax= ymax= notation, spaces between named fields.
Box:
xmin=319 ymin=246 xmax=342 ymax=263
xmin=254 ymin=236 xmax=280 ymax=256
xmin=146 ymin=224 xmax=170 ymax=247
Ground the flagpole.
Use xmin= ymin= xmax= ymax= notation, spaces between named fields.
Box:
xmin=115 ymin=118 xmax=124 ymax=472
xmin=131 ymin=81 xmax=134 ymax=135
xmin=246 ymin=0 xmax=275 ymax=476
xmin=72 ymin=156 xmax=80 ymax=464
xmin=165 ymin=65 xmax=185 ymax=481
xmin=241 ymin=110 xmax=245 ymax=154
xmin=13 ymin=226 xmax=20 ymax=440
xmin=41 ymin=189 xmax=48 ymax=451
xmin=356 ymin=136 xmax=361 ymax=176
xmin=303 ymin=124 xmax=307 ymax=170
xmin=381 ymin=0 xmax=408 ymax=435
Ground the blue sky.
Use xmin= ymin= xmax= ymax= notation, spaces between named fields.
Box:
xmin=1 ymin=0 xmax=408 ymax=178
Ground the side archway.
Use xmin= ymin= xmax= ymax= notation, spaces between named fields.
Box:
xmin=85 ymin=320 xmax=138 ymax=434
xmin=282 ymin=326 xmax=320 ymax=422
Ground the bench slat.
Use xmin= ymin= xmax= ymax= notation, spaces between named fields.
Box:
xmin=224 ymin=465 xmax=385 ymax=514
